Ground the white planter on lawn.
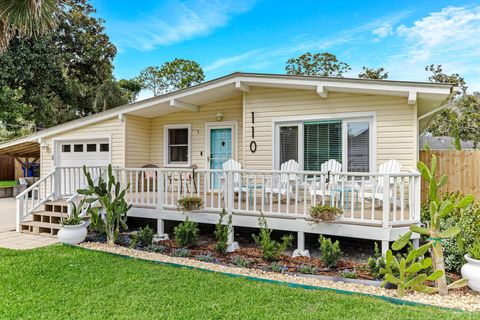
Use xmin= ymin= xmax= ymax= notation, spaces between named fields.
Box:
xmin=58 ymin=221 xmax=87 ymax=245
xmin=461 ymin=254 xmax=480 ymax=292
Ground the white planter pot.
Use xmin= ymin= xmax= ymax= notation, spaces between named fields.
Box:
xmin=58 ymin=221 xmax=87 ymax=245
xmin=461 ymin=254 xmax=480 ymax=292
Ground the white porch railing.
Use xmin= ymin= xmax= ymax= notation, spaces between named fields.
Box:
xmin=16 ymin=166 xmax=422 ymax=232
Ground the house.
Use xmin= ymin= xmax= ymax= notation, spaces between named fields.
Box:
xmin=0 ymin=72 xmax=457 ymax=254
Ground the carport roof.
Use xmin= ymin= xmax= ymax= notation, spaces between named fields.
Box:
xmin=0 ymin=141 xmax=39 ymax=158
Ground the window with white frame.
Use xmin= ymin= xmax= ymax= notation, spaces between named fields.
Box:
xmin=275 ymin=117 xmax=372 ymax=172
xmin=165 ymin=125 xmax=191 ymax=165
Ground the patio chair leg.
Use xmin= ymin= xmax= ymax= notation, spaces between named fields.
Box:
xmin=154 ymin=219 xmax=169 ymax=240
xmin=292 ymin=231 xmax=310 ymax=258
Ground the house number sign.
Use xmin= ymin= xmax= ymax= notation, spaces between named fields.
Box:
xmin=250 ymin=112 xmax=257 ymax=153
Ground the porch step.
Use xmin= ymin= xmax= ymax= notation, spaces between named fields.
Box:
xmin=20 ymin=220 xmax=61 ymax=237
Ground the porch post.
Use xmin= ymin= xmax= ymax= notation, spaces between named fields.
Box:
xmin=226 ymin=171 xmax=239 ymax=252
xmin=155 ymin=170 xmax=169 ymax=240
xmin=292 ymin=229 xmax=310 ymax=258
xmin=53 ymin=168 xmax=61 ymax=200
xmin=381 ymin=174 xmax=391 ymax=255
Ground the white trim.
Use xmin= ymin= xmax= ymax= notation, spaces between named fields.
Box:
xmin=163 ymin=124 xmax=192 ymax=167
xmin=272 ymin=112 xmax=377 ymax=173
xmin=316 ymin=83 xmax=328 ymax=98
xmin=235 ymin=80 xmax=249 ymax=92
xmin=169 ymin=99 xmax=198 ymax=112
xmin=408 ymin=91 xmax=417 ymax=105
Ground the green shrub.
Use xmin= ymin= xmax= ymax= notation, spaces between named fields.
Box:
xmin=174 ymin=218 xmax=199 ymax=247
xmin=214 ymin=208 xmax=232 ymax=254
xmin=231 ymin=256 xmax=251 ymax=268
xmin=88 ymin=207 xmax=105 ymax=235
xmin=318 ymin=235 xmax=342 ymax=269
xmin=252 ymin=214 xmax=294 ymax=262
xmin=137 ymin=225 xmax=155 ymax=247
xmin=367 ymin=243 xmax=386 ymax=280
xmin=62 ymin=198 xmax=86 ymax=226
xmin=298 ymin=264 xmax=318 ymax=274
xmin=468 ymin=240 xmax=480 ymax=260
xmin=339 ymin=270 xmax=357 ymax=279
xmin=177 ymin=195 xmax=204 ymax=211
xmin=147 ymin=244 xmax=167 ymax=254
xmin=171 ymin=248 xmax=191 ymax=257
xmin=309 ymin=205 xmax=342 ymax=222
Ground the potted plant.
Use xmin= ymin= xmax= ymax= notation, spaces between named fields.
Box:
xmin=309 ymin=205 xmax=342 ymax=222
xmin=461 ymin=240 xmax=480 ymax=292
xmin=177 ymin=195 xmax=204 ymax=211
xmin=58 ymin=199 xmax=88 ymax=245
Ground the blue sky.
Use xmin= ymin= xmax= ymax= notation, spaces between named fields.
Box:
xmin=91 ymin=0 xmax=480 ymax=97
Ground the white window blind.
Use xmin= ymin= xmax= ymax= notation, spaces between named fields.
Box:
xmin=304 ymin=121 xmax=342 ymax=171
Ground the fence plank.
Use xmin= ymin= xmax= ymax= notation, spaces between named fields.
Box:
xmin=0 ymin=156 xmax=14 ymax=181
xmin=419 ymin=150 xmax=480 ymax=200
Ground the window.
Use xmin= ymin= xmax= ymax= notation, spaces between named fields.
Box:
xmin=73 ymin=144 xmax=83 ymax=152
xmin=165 ymin=125 xmax=191 ymax=165
xmin=275 ymin=117 xmax=372 ymax=172
xmin=99 ymin=143 xmax=109 ymax=152
xmin=62 ymin=145 xmax=71 ymax=152
xmin=86 ymin=144 xmax=97 ymax=152
xmin=279 ymin=126 xmax=299 ymax=167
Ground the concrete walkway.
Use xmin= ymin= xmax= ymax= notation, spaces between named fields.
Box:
xmin=0 ymin=198 xmax=58 ymax=250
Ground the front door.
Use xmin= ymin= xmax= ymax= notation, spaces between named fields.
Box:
xmin=209 ymin=127 xmax=233 ymax=189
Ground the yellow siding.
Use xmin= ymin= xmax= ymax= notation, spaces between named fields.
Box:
xmin=40 ymin=117 xmax=125 ymax=177
xmin=244 ymin=87 xmax=416 ymax=171
xmin=125 ymin=115 xmax=151 ymax=167
xmin=150 ymin=95 xmax=243 ymax=168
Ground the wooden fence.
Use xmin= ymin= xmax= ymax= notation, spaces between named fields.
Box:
xmin=419 ymin=150 xmax=480 ymax=200
xmin=0 ymin=156 xmax=14 ymax=181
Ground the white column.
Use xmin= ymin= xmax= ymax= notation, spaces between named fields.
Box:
xmin=226 ymin=171 xmax=239 ymax=252
xmin=292 ymin=230 xmax=310 ymax=257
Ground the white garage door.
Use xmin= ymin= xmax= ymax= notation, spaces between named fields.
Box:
xmin=57 ymin=139 xmax=111 ymax=167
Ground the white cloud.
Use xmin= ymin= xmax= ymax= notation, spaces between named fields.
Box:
xmin=372 ymin=23 xmax=393 ymax=38
xmin=110 ymin=0 xmax=256 ymax=51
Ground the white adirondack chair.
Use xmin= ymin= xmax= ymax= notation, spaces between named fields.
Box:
xmin=264 ymin=159 xmax=299 ymax=202
xmin=308 ymin=159 xmax=342 ymax=204
xmin=364 ymin=159 xmax=402 ymax=205
xmin=221 ymin=159 xmax=247 ymax=197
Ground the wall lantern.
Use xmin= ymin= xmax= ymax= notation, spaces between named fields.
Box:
xmin=216 ymin=111 xmax=224 ymax=121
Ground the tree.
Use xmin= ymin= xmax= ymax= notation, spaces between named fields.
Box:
xmin=358 ymin=67 xmax=388 ymax=80
xmin=118 ymin=79 xmax=142 ymax=103
xmin=425 ymin=64 xmax=467 ymax=94
xmin=285 ymin=52 xmax=351 ymax=77
xmin=0 ymin=86 xmax=33 ymax=141
xmin=0 ymin=0 xmax=60 ymax=52
xmin=0 ymin=0 xmax=128 ymax=134
xmin=137 ymin=59 xmax=205 ymax=96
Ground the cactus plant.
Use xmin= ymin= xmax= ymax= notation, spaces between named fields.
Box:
xmin=394 ymin=155 xmax=473 ymax=295
xmin=78 ymin=165 xmax=132 ymax=246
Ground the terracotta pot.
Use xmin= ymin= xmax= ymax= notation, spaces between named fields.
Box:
xmin=461 ymin=254 xmax=480 ymax=292
xmin=58 ymin=221 xmax=87 ymax=245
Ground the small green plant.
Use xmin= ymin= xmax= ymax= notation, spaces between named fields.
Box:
xmin=367 ymin=243 xmax=386 ymax=280
xmin=62 ymin=199 xmax=86 ymax=226
xmin=309 ymin=205 xmax=342 ymax=222
xmin=298 ymin=264 xmax=318 ymax=274
xmin=171 ymin=248 xmax=191 ymax=257
xmin=318 ymin=235 xmax=342 ymax=269
xmin=268 ymin=262 xmax=287 ymax=273
xmin=339 ymin=270 xmax=358 ymax=279
xmin=174 ymin=218 xmax=199 ymax=247
xmin=177 ymin=195 xmax=204 ymax=211
xmin=88 ymin=207 xmax=105 ymax=235
xmin=232 ymin=256 xmax=251 ymax=268
xmin=195 ymin=254 xmax=217 ymax=263
xmin=147 ymin=244 xmax=167 ymax=254
xmin=252 ymin=214 xmax=294 ymax=262
xmin=468 ymin=240 xmax=480 ymax=260
xmin=136 ymin=225 xmax=155 ymax=247
xmin=214 ymin=208 xmax=232 ymax=254
xmin=380 ymin=243 xmax=441 ymax=297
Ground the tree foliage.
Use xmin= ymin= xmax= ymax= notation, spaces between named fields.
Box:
xmin=285 ymin=52 xmax=351 ymax=77
xmin=137 ymin=58 xmax=205 ymax=96
xmin=0 ymin=86 xmax=33 ymax=141
xmin=425 ymin=64 xmax=467 ymax=94
xmin=358 ymin=67 xmax=388 ymax=80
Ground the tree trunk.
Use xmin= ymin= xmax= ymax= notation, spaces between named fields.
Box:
xmin=431 ymin=241 xmax=448 ymax=295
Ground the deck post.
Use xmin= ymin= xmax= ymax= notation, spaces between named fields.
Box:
xmin=154 ymin=171 xmax=169 ymax=240
xmin=292 ymin=229 xmax=310 ymax=257
xmin=226 ymin=171 xmax=239 ymax=252
xmin=381 ymin=241 xmax=389 ymax=255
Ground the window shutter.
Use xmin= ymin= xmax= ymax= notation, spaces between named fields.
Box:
xmin=304 ymin=121 xmax=342 ymax=171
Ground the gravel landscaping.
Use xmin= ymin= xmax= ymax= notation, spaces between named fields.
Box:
xmin=81 ymin=241 xmax=480 ymax=312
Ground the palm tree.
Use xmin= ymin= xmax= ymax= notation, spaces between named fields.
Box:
xmin=0 ymin=0 xmax=60 ymax=52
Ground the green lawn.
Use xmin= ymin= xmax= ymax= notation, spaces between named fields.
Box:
xmin=0 ymin=245 xmax=476 ymax=320
xmin=0 ymin=181 xmax=16 ymax=187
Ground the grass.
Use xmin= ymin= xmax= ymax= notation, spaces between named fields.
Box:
xmin=0 ymin=181 xmax=16 ymax=188
xmin=0 ymin=245 xmax=477 ymax=320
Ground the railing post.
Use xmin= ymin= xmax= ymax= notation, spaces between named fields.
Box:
xmin=382 ymin=174 xmax=390 ymax=228
xmin=53 ymin=168 xmax=61 ymax=200
xmin=414 ymin=174 xmax=421 ymax=223
xmin=226 ymin=171 xmax=238 ymax=252
xmin=15 ymin=197 xmax=23 ymax=232
xmin=157 ymin=170 xmax=164 ymax=209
